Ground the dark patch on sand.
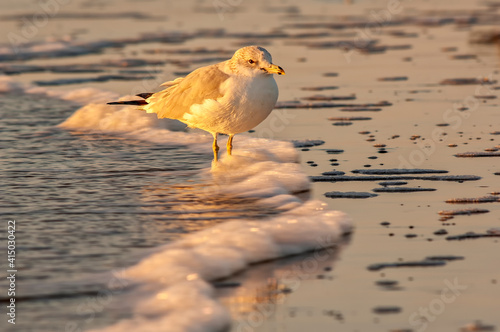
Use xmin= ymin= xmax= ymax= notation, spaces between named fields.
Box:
xmin=300 ymin=86 xmax=339 ymax=91
xmin=302 ymin=94 xmax=356 ymax=101
xmin=372 ymin=306 xmax=402 ymax=314
xmin=311 ymin=175 xmax=480 ymax=182
xmin=325 ymin=191 xmax=378 ymax=199
xmin=325 ymin=149 xmax=344 ymax=154
xmin=329 ymin=116 xmax=372 ymax=121
xmin=425 ymin=255 xmax=464 ymax=261
xmin=274 ymin=101 xmax=392 ymax=109
xmin=373 ymin=187 xmax=436 ymax=193
xmin=379 ymin=181 xmax=408 ymax=186
xmin=438 ymin=208 xmax=489 ymax=216
xmin=352 ymin=168 xmax=448 ymax=175
xmin=340 ymin=107 xmax=382 ymax=112
xmin=447 ymin=232 xmax=500 ymax=241
xmin=292 ymin=140 xmax=325 ymax=148
xmin=446 ymin=196 xmax=500 ymax=204
xmin=455 ymin=152 xmax=500 ymax=157
xmin=367 ymin=259 xmax=447 ymax=271
xmin=440 ymin=78 xmax=496 ymax=85
xmin=322 ymin=171 xmax=346 ymax=176
xmin=377 ymin=76 xmax=408 ymax=81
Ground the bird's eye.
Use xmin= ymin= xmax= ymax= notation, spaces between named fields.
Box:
xmin=248 ymin=59 xmax=255 ymax=64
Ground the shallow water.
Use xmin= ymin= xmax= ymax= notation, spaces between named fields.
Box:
xmin=0 ymin=93 xmax=258 ymax=330
xmin=1 ymin=92 xmax=325 ymax=331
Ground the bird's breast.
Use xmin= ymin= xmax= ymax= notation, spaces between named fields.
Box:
xmin=184 ymin=75 xmax=279 ymax=135
xmin=220 ymin=75 xmax=279 ymax=132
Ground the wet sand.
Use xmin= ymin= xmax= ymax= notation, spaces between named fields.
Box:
xmin=207 ymin=1 xmax=500 ymax=331
xmin=1 ymin=0 xmax=499 ymax=331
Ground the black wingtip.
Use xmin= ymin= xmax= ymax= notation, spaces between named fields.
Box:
xmin=107 ymin=100 xmax=148 ymax=106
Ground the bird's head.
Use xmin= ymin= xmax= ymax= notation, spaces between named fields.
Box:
xmin=230 ymin=46 xmax=285 ymax=77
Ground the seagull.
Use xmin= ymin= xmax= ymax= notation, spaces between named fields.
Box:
xmin=107 ymin=46 xmax=285 ymax=161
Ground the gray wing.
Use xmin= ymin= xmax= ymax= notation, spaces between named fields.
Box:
xmin=143 ymin=63 xmax=230 ymax=120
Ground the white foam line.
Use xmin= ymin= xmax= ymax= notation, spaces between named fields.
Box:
xmin=90 ymin=200 xmax=352 ymax=332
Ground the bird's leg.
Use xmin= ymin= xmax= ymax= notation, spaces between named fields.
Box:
xmin=227 ymin=134 xmax=234 ymax=156
xmin=212 ymin=133 xmax=219 ymax=161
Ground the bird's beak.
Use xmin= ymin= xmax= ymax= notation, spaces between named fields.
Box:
xmin=264 ymin=64 xmax=285 ymax=75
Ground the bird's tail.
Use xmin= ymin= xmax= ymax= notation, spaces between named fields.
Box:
xmin=107 ymin=93 xmax=154 ymax=106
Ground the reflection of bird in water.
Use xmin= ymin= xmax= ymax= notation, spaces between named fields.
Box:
xmin=108 ymin=46 xmax=285 ymax=161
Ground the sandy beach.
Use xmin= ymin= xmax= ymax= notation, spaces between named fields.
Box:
xmin=1 ymin=0 xmax=499 ymax=331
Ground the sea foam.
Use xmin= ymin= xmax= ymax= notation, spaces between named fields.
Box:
xmin=2 ymin=76 xmax=352 ymax=331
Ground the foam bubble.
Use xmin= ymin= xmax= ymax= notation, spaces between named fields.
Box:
xmin=3 ymin=78 xmax=352 ymax=332
xmin=210 ymin=154 xmax=309 ymax=204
